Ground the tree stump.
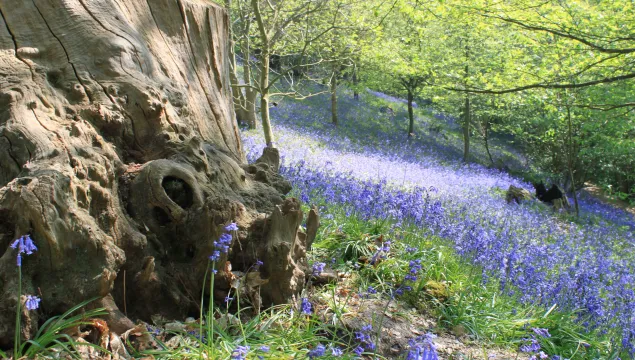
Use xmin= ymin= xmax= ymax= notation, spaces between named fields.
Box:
xmin=505 ymin=185 xmax=534 ymax=204
xmin=0 ymin=0 xmax=314 ymax=346
xmin=553 ymin=197 xmax=571 ymax=211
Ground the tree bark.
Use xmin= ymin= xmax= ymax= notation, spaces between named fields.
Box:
xmin=0 ymin=0 xmax=311 ymax=347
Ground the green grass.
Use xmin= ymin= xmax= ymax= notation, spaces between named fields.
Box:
xmin=12 ymin=298 xmax=108 ymax=359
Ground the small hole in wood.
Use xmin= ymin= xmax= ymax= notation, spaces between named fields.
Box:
xmin=162 ymin=176 xmax=193 ymax=209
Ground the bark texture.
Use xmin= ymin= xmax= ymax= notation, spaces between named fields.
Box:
xmin=0 ymin=0 xmax=313 ymax=347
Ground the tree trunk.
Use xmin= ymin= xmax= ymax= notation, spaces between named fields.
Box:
xmin=463 ymin=96 xmax=471 ymax=163
xmin=566 ymin=105 xmax=580 ymax=216
xmin=225 ymin=0 xmax=248 ymax=126
xmin=407 ymin=89 xmax=414 ymax=137
xmin=245 ymin=87 xmax=258 ymax=129
xmin=259 ymin=52 xmax=275 ymax=146
xmin=0 ymin=0 xmax=312 ymax=347
xmin=352 ymin=66 xmax=359 ymax=101
xmin=483 ymin=122 xmax=495 ymax=167
xmin=240 ymin=40 xmax=258 ymax=129
xmin=331 ymin=71 xmax=338 ymax=126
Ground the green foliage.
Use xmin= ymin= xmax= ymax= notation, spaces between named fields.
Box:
xmin=228 ymin=0 xmax=634 ymax=194
xmin=16 ymin=298 xmax=108 ymax=359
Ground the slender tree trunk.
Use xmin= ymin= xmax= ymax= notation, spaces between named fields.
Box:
xmin=407 ymin=88 xmax=414 ymax=137
xmin=463 ymin=95 xmax=471 ymax=163
xmin=352 ymin=66 xmax=359 ymax=101
xmin=240 ymin=41 xmax=258 ymax=129
xmin=484 ymin=123 xmax=495 ymax=167
xmin=225 ymin=0 xmax=247 ymax=125
xmin=566 ymin=105 xmax=580 ymax=216
xmin=463 ymin=40 xmax=471 ymax=163
xmin=259 ymin=52 xmax=275 ymax=146
xmin=331 ymin=71 xmax=338 ymax=126
xmin=251 ymin=0 xmax=274 ymax=144
xmin=245 ymin=89 xmax=258 ymax=129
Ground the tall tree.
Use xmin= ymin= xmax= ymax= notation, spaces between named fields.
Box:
xmin=249 ymin=0 xmax=342 ymax=146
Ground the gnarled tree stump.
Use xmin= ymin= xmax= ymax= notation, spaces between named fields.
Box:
xmin=0 ymin=0 xmax=315 ymax=347
xmin=505 ymin=185 xmax=534 ymax=204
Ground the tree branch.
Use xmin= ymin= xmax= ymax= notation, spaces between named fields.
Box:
xmin=446 ymin=71 xmax=635 ymax=94
xmin=494 ymin=16 xmax=635 ymax=54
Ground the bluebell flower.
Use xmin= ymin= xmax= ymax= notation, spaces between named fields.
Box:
xmin=330 ymin=346 xmax=343 ymax=356
xmin=301 ymin=297 xmax=312 ymax=315
xmin=520 ymin=337 xmax=541 ymax=353
xmin=23 ymin=236 xmax=37 ymax=254
xmin=225 ymin=296 xmax=234 ymax=303
xmin=25 ymin=295 xmax=40 ymax=310
xmin=258 ymin=345 xmax=270 ymax=352
xmin=407 ymin=333 xmax=438 ymax=360
xmin=312 ymin=262 xmax=326 ymax=276
xmin=307 ymin=344 xmax=325 ymax=358
xmin=231 ymin=345 xmax=250 ymax=360
xmin=225 ymin=223 xmax=239 ymax=232
xmin=354 ymin=323 xmax=375 ymax=351
xmin=209 ymin=251 xmax=221 ymax=261
xmin=406 ymin=246 xmax=419 ymax=254
xmin=353 ymin=346 xmax=364 ymax=356
xmin=532 ymin=328 xmax=551 ymax=338
xmin=11 ymin=235 xmax=37 ymax=266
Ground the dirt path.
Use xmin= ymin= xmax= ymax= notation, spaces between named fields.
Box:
xmin=316 ymin=282 xmax=528 ymax=360
xmin=581 ymin=183 xmax=635 ymax=216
